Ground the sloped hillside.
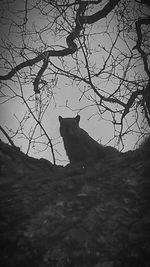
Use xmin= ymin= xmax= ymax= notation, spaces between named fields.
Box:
xmin=0 ymin=140 xmax=150 ymax=267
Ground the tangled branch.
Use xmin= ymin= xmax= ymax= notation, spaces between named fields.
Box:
xmin=0 ymin=0 xmax=121 ymax=94
xmin=132 ymin=16 xmax=150 ymax=121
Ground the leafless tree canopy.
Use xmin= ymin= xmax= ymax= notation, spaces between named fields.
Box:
xmin=0 ymin=0 xmax=150 ymax=164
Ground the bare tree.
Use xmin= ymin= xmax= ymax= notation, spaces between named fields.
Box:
xmin=0 ymin=0 xmax=150 ymax=164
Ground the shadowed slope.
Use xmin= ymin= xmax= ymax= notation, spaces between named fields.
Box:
xmin=0 ymin=139 xmax=150 ymax=267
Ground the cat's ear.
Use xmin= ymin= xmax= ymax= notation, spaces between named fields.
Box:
xmin=58 ymin=116 xmax=63 ymax=122
xmin=75 ymin=115 xmax=80 ymax=123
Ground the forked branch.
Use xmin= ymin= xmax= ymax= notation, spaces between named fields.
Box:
xmin=0 ymin=0 xmax=121 ymax=93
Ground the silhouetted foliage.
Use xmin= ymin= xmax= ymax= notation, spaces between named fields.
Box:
xmin=0 ymin=0 xmax=150 ymax=163
xmin=0 ymin=139 xmax=150 ymax=266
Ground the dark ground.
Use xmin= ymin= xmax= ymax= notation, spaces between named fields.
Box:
xmin=0 ymin=139 xmax=150 ymax=267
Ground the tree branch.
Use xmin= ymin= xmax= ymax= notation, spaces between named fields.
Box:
xmin=33 ymin=54 xmax=49 ymax=94
xmin=121 ymin=89 xmax=144 ymax=120
xmin=81 ymin=0 xmax=121 ymax=24
xmin=132 ymin=16 xmax=150 ymax=119
xmin=133 ymin=17 xmax=150 ymax=78
xmin=0 ymin=0 xmax=121 ymax=93
xmin=0 ymin=125 xmax=16 ymax=148
xmin=0 ymin=48 xmax=75 ymax=81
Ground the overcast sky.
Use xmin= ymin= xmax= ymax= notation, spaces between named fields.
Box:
xmin=0 ymin=0 xmax=148 ymax=165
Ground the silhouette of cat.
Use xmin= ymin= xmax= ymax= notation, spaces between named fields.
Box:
xmin=59 ymin=115 xmax=119 ymax=165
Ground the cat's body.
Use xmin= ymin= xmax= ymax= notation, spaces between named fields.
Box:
xmin=59 ymin=115 xmax=119 ymax=165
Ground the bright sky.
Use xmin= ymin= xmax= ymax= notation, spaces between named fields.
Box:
xmin=0 ymin=0 xmax=149 ymax=165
